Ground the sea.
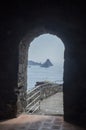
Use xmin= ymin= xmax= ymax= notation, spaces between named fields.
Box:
xmin=27 ymin=63 xmax=64 ymax=90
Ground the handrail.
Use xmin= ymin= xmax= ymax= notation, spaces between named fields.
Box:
xmin=26 ymin=82 xmax=51 ymax=94
xmin=26 ymin=81 xmax=63 ymax=114
xmin=31 ymin=106 xmax=40 ymax=114
xmin=27 ymin=90 xmax=40 ymax=101
xmin=26 ymin=101 xmax=40 ymax=113
xmin=26 ymin=82 xmax=51 ymax=114
xmin=26 ymin=95 xmax=40 ymax=108
xmin=27 ymin=85 xmax=41 ymax=94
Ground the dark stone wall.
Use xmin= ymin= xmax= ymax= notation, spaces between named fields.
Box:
xmin=0 ymin=0 xmax=86 ymax=126
xmin=64 ymin=41 xmax=86 ymax=126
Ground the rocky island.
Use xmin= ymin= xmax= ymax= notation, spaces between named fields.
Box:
xmin=41 ymin=59 xmax=53 ymax=68
xmin=28 ymin=59 xmax=53 ymax=68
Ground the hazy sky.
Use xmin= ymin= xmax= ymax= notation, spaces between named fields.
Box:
xmin=28 ymin=34 xmax=65 ymax=64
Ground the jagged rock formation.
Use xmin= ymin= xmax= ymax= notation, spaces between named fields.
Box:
xmin=41 ymin=59 xmax=53 ymax=68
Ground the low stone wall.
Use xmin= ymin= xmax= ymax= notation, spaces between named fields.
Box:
xmin=27 ymin=83 xmax=63 ymax=101
xmin=26 ymin=83 xmax=63 ymax=113
xmin=40 ymin=83 xmax=63 ymax=100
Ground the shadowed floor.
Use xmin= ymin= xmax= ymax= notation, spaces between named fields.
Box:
xmin=0 ymin=114 xmax=85 ymax=130
xmin=0 ymin=93 xmax=85 ymax=130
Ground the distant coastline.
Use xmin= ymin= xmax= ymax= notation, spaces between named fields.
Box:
xmin=29 ymin=60 xmax=42 ymax=66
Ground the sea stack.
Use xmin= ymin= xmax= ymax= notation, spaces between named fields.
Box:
xmin=41 ymin=59 xmax=53 ymax=68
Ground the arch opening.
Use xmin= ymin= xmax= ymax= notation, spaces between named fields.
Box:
xmin=27 ymin=33 xmax=65 ymax=89
xmin=27 ymin=33 xmax=65 ymax=115
xmin=18 ymin=32 xmax=65 ymax=116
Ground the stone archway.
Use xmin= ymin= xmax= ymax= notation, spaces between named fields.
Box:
xmin=0 ymin=1 xmax=86 ymax=126
xmin=17 ymin=27 xmax=65 ymax=114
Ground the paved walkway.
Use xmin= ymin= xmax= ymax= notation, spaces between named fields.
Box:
xmin=0 ymin=114 xmax=85 ymax=130
xmin=37 ymin=92 xmax=63 ymax=115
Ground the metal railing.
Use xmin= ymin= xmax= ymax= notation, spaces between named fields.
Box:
xmin=26 ymin=85 xmax=41 ymax=114
xmin=25 ymin=81 xmax=63 ymax=114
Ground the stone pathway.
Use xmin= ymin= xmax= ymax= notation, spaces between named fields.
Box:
xmin=0 ymin=114 xmax=85 ymax=130
xmin=36 ymin=92 xmax=63 ymax=115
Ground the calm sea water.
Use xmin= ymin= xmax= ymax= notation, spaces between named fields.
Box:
xmin=27 ymin=64 xmax=64 ymax=90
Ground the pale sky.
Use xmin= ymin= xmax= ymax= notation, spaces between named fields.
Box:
xmin=28 ymin=34 xmax=65 ymax=64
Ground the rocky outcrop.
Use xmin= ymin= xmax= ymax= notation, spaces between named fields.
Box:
xmin=41 ymin=59 xmax=53 ymax=68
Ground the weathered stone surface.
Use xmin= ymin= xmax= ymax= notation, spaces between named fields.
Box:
xmin=0 ymin=1 xmax=86 ymax=127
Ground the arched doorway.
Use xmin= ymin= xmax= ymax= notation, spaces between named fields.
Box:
xmin=18 ymin=31 xmax=65 ymax=115
xmin=27 ymin=33 xmax=65 ymax=115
